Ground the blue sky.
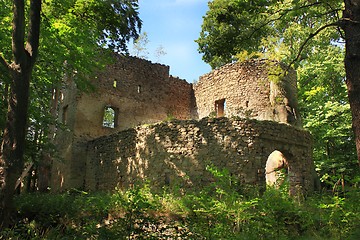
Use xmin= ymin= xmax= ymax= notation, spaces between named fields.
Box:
xmin=133 ymin=0 xmax=212 ymax=82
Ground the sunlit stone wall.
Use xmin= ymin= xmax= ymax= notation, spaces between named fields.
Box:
xmin=85 ymin=118 xmax=314 ymax=195
xmin=194 ymin=60 xmax=301 ymax=127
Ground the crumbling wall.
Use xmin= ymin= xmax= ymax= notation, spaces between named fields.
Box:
xmin=51 ymin=56 xmax=313 ymax=193
xmin=193 ymin=60 xmax=301 ymax=126
xmin=85 ymin=118 xmax=314 ymax=195
xmin=51 ymin=76 xmax=84 ymax=191
xmin=71 ymin=55 xmax=194 ymax=140
xmin=51 ymin=55 xmax=194 ymax=191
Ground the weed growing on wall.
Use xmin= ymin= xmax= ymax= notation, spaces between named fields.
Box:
xmin=267 ymin=62 xmax=285 ymax=84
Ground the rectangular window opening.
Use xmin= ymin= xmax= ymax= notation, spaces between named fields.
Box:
xmin=215 ymin=99 xmax=226 ymax=117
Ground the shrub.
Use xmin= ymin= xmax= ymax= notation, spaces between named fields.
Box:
xmin=1 ymin=169 xmax=359 ymax=239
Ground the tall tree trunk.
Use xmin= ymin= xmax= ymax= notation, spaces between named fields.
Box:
xmin=343 ymin=0 xmax=360 ymax=166
xmin=0 ymin=0 xmax=41 ymax=227
xmin=0 ymin=67 xmax=31 ymax=226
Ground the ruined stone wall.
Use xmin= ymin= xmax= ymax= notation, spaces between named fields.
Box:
xmin=72 ymin=55 xmax=194 ymax=140
xmin=51 ymin=57 xmax=313 ymax=193
xmin=51 ymin=77 xmax=84 ymax=191
xmin=84 ymin=118 xmax=314 ymax=194
xmin=193 ymin=60 xmax=301 ymax=126
xmin=51 ymin=55 xmax=194 ymax=191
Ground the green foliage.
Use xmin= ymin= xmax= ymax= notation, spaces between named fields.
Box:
xmin=196 ymin=0 xmax=279 ymax=68
xmin=103 ymin=107 xmax=116 ymax=128
xmin=0 ymin=169 xmax=360 ymax=239
xmin=298 ymin=45 xmax=359 ymax=188
xmin=267 ymin=62 xmax=285 ymax=84
xmin=208 ymin=111 xmax=217 ymax=118
xmin=2 ymin=167 xmax=360 ymax=239
xmin=197 ymin=0 xmax=343 ymax=69
xmin=165 ymin=112 xmax=176 ymax=122
xmin=42 ymin=0 xmax=141 ymax=53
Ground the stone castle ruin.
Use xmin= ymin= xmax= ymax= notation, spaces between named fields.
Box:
xmin=51 ymin=55 xmax=315 ymax=195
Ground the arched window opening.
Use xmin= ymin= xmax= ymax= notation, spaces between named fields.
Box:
xmin=103 ymin=106 xmax=118 ymax=128
xmin=265 ymin=150 xmax=288 ymax=188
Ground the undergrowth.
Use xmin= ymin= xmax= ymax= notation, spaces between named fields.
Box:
xmin=1 ymin=169 xmax=360 ymax=239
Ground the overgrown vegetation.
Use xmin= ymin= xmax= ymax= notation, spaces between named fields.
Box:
xmin=1 ymin=169 xmax=359 ymax=239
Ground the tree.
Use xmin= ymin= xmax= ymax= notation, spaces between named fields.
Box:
xmin=0 ymin=0 xmax=141 ymax=227
xmin=343 ymin=0 xmax=360 ymax=167
xmin=131 ymin=31 xmax=150 ymax=59
xmin=154 ymin=45 xmax=167 ymax=63
xmin=130 ymin=31 xmax=167 ymax=62
xmin=197 ymin=0 xmax=360 ymax=167
xmin=0 ymin=0 xmax=41 ymax=227
xmin=297 ymin=45 xmax=358 ymax=187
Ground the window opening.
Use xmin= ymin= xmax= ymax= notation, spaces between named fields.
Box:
xmin=62 ymin=105 xmax=68 ymax=124
xmin=103 ymin=106 xmax=118 ymax=128
xmin=215 ymin=99 xmax=226 ymax=117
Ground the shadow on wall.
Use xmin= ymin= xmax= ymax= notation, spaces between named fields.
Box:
xmin=84 ymin=118 xmax=315 ymax=195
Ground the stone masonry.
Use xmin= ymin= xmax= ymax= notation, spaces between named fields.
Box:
xmin=194 ymin=60 xmax=301 ymax=126
xmin=85 ymin=118 xmax=313 ymax=195
xmin=51 ymin=55 xmax=315 ymax=195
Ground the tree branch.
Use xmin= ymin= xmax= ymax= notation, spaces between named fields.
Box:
xmin=287 ymin=22 xmax=341 ymax=69
xmin=248 ymin=2 xmax=337 ymax=46
xmin=26 ymin=0 xmax=42 ymax=66
xmin=0 ymin=54 xmax=12 ymax=86
xmin=0 ymin=55 xmax=10 ymax=70
xmin=12 ymin=0 xmax=26 ymax=64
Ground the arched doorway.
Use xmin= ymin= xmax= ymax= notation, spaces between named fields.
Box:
xmin=265 ymin=150 xmax=288 ymax=188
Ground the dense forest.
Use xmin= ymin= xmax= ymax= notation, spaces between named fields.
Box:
xmin=0 ymin=0 xmax=359 ymax=239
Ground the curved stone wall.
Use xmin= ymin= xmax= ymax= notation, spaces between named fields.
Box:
xmin=84 ymin=118 xmax=314 ymax=194
xmin=194 ymin=60 xmax=301 ymax=126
